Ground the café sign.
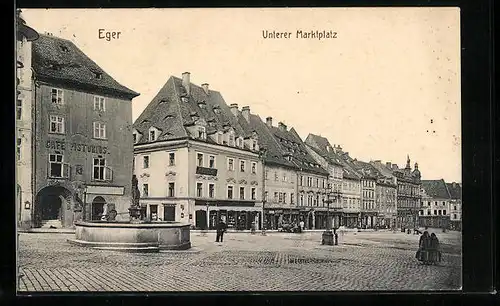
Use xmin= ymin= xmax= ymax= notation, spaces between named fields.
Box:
xmin=46 ymin=139 xmax=109 ymax=154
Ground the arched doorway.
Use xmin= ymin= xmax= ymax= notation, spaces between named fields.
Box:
xmin=35 ymin=186 xmax=72 ymax=228
xmin=91 ymin=196 xmax=106 ymax=220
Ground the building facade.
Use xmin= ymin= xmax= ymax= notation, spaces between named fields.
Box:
xmin=352 ymin=161 xmax=379 ymax=228
xmin=391 ymin=157 xmax=422 ymax=229
xmin=304 ymin=134 xmax=344 ymax=229
xmin=370 ymin=160 xmax=398 ymax=228
xmin=18 ymin=30 xmax=139 ymax=229
xmin=419 ymin=179 xmax=451 ymax=229
xmin=16 ymin=10 xmax=39 ymax=229
xmin=447 ymin=182 xmax=462 ymax=231
xmin=133 ymin=73 xmax=263 ymax=230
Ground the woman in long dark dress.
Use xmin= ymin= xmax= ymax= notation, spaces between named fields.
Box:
xmin=417 ymin=231 xmax=431 ymax=264
xmin=429 ymin=233 xmax=441 ymax=265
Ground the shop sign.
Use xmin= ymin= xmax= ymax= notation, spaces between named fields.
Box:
xmin=46 ymin=139 xmax=109 ymax=154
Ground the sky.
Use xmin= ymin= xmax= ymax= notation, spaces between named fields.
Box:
xmin=22 ymin=8 xmax=461 ymax=183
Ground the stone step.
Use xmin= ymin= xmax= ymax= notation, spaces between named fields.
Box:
xmin=40 ymin=219 xmax=62 ymax=228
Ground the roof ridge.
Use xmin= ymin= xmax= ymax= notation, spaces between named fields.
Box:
xmin=170 ymin=76 xmax=189 ymax=136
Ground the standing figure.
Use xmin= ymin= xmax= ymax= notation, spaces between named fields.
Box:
xmin=216 ymin=219 xmax=227 ymax=243
xmin=299 ymin=219 xmax=305 ymax=232
xmin=429 ymin=233 xmax=441 ymax=264
xmin=417 ymin=231 xmax=431 ymax=264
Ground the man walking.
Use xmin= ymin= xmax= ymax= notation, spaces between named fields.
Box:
xmin=216 ymin=219 xmax=227 ymax=243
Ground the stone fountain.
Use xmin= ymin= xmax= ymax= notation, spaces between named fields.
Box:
xmin=67 ymin=175 xmax=191 ymax=253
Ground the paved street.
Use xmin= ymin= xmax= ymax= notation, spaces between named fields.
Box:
xmin=17 ymin=230 xmax=461 ymax=292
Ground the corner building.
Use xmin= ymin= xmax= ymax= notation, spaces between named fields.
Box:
xmin=26 ymin=33 xmax=139 ymax=228
xmin=133 ymin=73 xmax=263 ymax=230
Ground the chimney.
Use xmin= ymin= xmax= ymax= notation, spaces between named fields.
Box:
xmin=266 ymin=117 xmax=273 ymax=127
xmin=241 ymin=106 xmax=250 ymax=122
xmin=386 ymin=162 xmax=392 ymax=168
xmin=182 ymin=72 xmax=191 ymax=95
xmin=201 ymin=83 xmax=209 ymax=95
xmin=278 ymin=122 xmax=287 ymax=131
xmin=229 ymin=103 xmax=239 ymax=117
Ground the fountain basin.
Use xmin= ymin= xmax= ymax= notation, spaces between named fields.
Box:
xmin=67 ymin=220 xmax=191 ymax=253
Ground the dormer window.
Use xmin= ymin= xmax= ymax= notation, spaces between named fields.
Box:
xmin=228 ymin=131 xmax=235 ymax=146
xmin=148 ymin=127 xmax=160 ymax=142
xmin=60 ymin=44 xmax=69 ymax=52
xmin=181 ymin=97 xmax=189 ymax=103
xmin=217 ymin=132 xmax=223 ymax=144
xmin=237 ymin=137 xmax=244 ymax=148
xmin=198 ymin=101 xmax=206 ymax=109
xmin=213 ymin=107 xmax=221 ymax=114
xmin=198 ymin=126 xmax=206 ymax=140
xmin=252 ymin=140 xmax=257 ymax=151
xmin=132 ymin=129 xmax=142 ymax=144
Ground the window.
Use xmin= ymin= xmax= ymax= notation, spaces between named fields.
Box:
xmin=438 ymin=210 xmax=442 ymax=215
xmin=16 ymin=138 xmax=21 ymax=160
xmin=229 ymin=132 xmax=235 ymax=146
xmin=49 ymin=115 xmax=65 ymax=134
xmin=251 ymin=162 xmax=256 ymax=174
xmin=209 ymin=155 xmax=215 ymax=168
xmin=283 ymin=193 xmax=287 ymax=204
xmin=143 ymin=156 xmax=149 ymax=168
xmin=196 ymin=183 xmax=203 ymax=197
xmin=51 ymin=88 xmax=63 ymax=105
xmin=143 ymin=184 xmax=149 ymax=197
xmin=252 ymin=140 xmax=257 ymax=151
xmin=454 ymin=205 xmax=457 ymax=210
xmin=428 ymin=202 xmax=431 ymax=207
xmin=274 ymin=171 xmax=278 ymax=181
xmin=453 ymin=213 xmax=457 ymax=219
xmin=16 ymin=100 xmax=22 ymax=120
xmin=283 ymin=174 xmax=287 ymax=182
xmin=264 ymin=191 xmax=268 ymax=201
xmin=198 ymin=126 xmax=206 ymax=139
xmin=228 ymin=158 xmax=234 ymax=171
xmin=93 ymin=122 xmax=107 ymax=139
xmin=217 ymin=133 xmax=223 ymax=144
xmin=240 ymin=160 xmax=245 ymax=172
xmin=239 ymin=187 xmax=245 ymax=200
xmin=49 ymin=153 xmax=69 ymax=178
xmin=290 ymin=193 xmax=294 ymax=204
xmin=251 ymin=187 xmax=256 ymax=200
xmin=168 ymin=183 xmax=175 ymax=197
xmin=278 ymin=192 xmax=283 ymax=203
xmin=169 ymin=153 xmax=175 ymax=166
xmin=274 ymin=192 xmax=278 ymax=202
xmin=197 ymin=153 xmax=204 ymax=167
xmin=149 ymin=130 xmax=156 ymax=142
xmin=433 ymin=210 xmax=437 ymax=215
xmin=300 ymin=176 xmax=304 ymax=186
xmin=94 ymin=96 xmax=105 ymax=111
xmin=133 ymin=133 xmax=137 ymax=143
xmin=300 ymin=193 xmax=304 ymax=205
xmin=209 ymin=183 xmax=215 ymax=198
xmin=93 ymin=157 xmax=111 ymax=181
xmin=443 ymin=210 xmax=446 ymax=215
xmin=227 ymin=186 xmax=233 ymax=199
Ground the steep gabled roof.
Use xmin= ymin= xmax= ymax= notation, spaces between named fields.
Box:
xmin=248 ymin=114 xmax=297 ymax=169
xmin=266 ymin=125 xmax=328 ymax=176
xmin=421 ymin=179 xmax=451 ymax=199
xmin=304 ymin=134 xmax=344 ymax=167
xmin=353 ymin=160 xmax=380 ymax=180
xmin=32 ymin=34 xmax=139 ymax=99
xmin=446 ymin=182 xmax=462 ymax=200
xmin=133 ymin=75 xmax=252 ymax=145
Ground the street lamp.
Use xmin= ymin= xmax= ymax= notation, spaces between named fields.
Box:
xmin=321 ymin=185 xmax=337 ymax=246
xmin=259 ymin=148 xmax=267 ymax=236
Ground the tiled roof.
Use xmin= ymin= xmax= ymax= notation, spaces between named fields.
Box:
xmin=446 ymin=182 xmax=462 ymax=200
xmin=353 ymin=160 xmax=380 ymax=179
xmin=267 ymin=126 xmax=328 ymax=176
xmin=32 ymin=34 xmax=139 ymax=99
xmin=248 ymin=114 xmax=297 ymax=169
xmin=134 ymin=76 xmax=255 ymax=146
xmin=421 ymin=179 xmax=451 ymax=199
xmin=303 ymin=134 xmax=344 ymax=167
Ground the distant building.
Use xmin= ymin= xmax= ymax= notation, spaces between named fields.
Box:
xmin=246 ymin=113 xmax=298 ymax=230
xmin=352 ymin=160 xmax=379 ymax=228
xmin=419 ymin=179 xmax=451 ymax=229
xmin=337 ymin=153 xmax=362 ymax=228
xmin=304 ymin=134 xmax=344 ymax=229
xmin=392 ymin=156 xmax=422 ymax=229
xmin=17 ymin=22 xmax=139 ymax=229
xmin=263 ymin=120 xmax=329 ymax=229
xmin=133 ymin=73 xmax=262 ymax=230
xmin=370 ymin=161 xmax=398 ymax=229
xmin=446 ymin=182 xmax=462 ymax=231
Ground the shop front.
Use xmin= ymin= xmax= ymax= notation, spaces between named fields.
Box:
xmin=342 ymin=213 xmax=359 ymax=228
xmin=195 ymin=200 xmax=261 ymax=230
xmin=360 ymin=212 xmax=378 ymax=229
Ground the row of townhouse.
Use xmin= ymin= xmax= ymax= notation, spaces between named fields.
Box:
xmin=132 ymin=71 xmax=429 ymax=230
xmin=419 ymin=179 xmax=462 ymax=231
xmin=16 ymin=12 xmax=140 ymax=229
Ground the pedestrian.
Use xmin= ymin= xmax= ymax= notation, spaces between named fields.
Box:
xmin=429 ymin=233 xmax=441 ymax=264
xmin=299 ymin=219 xmax=305 ymax=232
xmin=416 ymin=231 xmax=431 ymax=264
xmin=215 ymin=219 xmax=227 ymax=243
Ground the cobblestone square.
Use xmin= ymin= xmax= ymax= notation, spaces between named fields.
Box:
xmin=17 ymin=230 xmax=461 ymax=292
